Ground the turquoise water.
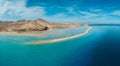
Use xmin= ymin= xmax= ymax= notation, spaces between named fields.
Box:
xmin=0 ymin=26 xmax=120 ymax=66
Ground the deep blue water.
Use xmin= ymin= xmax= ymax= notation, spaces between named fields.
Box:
xmin=0 ymin=26 xmax=120 ymax=66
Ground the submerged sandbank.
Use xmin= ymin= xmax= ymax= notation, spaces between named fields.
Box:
xmin=26 ymin=26 xmax=92 ymax=45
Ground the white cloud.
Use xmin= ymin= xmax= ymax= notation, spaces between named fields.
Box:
xmin=67 ymin=7 xmax=77 ymax=14
xmin=52 ymin=13 xmax=67 ymax=18
xmin=79 ymin=11 xmax=98 ymax=18
xmin=90 ymin=9 xmax=103 ymax=12
xmin=0 ymin=0 xmax=9 ymax=15
xmin=0 ymin=0 xmax=118 ymax=23
xmin=0 ymin=0 xmax=45 ymax=20
xmin=112 ymin=10 xmax=120 ymax=16
xmin=78 ymin=10 xmax=109 ymax=19
xmin=43 ymin=10 xmax=110 ymax=22
xmin=42 ymin=13 xmax=68 ymax=22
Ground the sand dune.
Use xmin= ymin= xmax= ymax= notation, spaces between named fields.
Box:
xmin=26 ymin=26 xmax=92 ymax=45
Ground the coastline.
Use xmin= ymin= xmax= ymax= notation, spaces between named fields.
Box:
xmin=0 ymin=32 xmax=46 ymax=37
xmin=26 ymin=26 xmax=92 ymax=45
xmin=0 ymin=32 xmax=38 ymax=36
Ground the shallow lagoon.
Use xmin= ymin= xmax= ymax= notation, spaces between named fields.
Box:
xmin=0 ymin=26 xmax=120 ymax=66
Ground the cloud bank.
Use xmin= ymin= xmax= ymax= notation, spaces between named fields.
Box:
xmin=0 ymin=0 xmax=45 ymax=20
xmin=0 ymin=0 xmax=120 ymax=23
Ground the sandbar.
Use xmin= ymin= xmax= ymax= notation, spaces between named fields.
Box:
xmin=26 ymin=26 xmax=92 ymax=45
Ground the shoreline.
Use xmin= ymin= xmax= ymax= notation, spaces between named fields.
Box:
xmin=26 ymin=26 xmax=92 ymax=45
xmin=0 ymin=26 xmax=81 ymax=37
xmin=0 ymin=32 xmax=46 ymax=37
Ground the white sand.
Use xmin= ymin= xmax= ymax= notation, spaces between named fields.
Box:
xmin=0 ymin=31 xmax=46 ymax=37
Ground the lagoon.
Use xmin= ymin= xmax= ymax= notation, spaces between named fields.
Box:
xmin=0 ymin=26 xmax=120 ymax=66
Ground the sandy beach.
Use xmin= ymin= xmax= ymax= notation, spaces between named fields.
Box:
xmin=0 ymin=31 xmax=46 ymax=37
xmin=26 ymin=26 xmax=92 ymax=45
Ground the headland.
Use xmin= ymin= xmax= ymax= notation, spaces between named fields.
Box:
xmin=0 ymin=18 xmax=91 ymax=44
xmin=0 ymin=18 xmax=86 ymax=33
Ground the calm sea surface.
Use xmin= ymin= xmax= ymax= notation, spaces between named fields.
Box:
xmin=0 ymin=26 xmax=120 ymax=66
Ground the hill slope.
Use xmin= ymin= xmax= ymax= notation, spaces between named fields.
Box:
xmin=0 ymin=18 xmax=83 ymax=33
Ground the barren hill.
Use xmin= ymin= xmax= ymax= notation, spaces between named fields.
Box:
xmin=0 ymin=18 xmax=83 ymax=33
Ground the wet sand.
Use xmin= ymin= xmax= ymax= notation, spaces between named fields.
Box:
xmin=0 ymin=32 xmax=46 ymax=37
xmin=26 ymin=26 xmax=92 ymax=45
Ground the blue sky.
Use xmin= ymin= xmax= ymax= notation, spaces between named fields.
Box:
xmin=0 ymin=0 xmax=120 ymax=23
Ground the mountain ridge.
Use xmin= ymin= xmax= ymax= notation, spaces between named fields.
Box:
xmin=0 ymin=18 xmax=84 ymax=33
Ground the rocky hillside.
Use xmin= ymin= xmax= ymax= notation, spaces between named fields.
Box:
xmin=0 ymin=18 xmax=83 ymax=33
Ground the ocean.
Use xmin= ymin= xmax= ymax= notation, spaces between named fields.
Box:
xmin=0 ymin=26 xmax=120 ymax=66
